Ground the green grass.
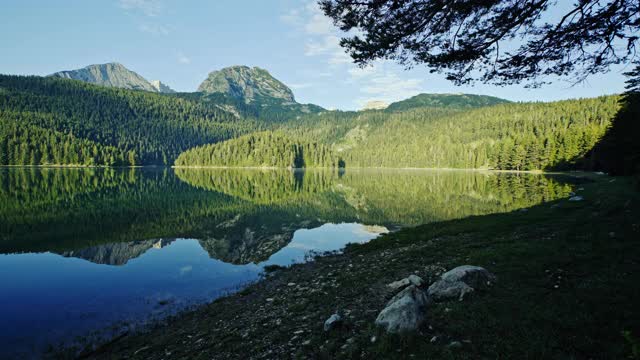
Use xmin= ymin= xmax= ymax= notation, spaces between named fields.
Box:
xmin=90 ymin=174 xmax=640 ymax=359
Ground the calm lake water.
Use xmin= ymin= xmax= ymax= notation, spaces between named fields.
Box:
xmin=0 ymin=167 xmax=574 ymax=358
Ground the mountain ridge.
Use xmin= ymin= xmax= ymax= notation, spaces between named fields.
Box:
xmin=49 ymin=62 xmax=175 ymax=93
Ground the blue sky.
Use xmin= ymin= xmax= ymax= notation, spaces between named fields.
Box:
xmin=0 ymin=0 xmax=632 ymax=110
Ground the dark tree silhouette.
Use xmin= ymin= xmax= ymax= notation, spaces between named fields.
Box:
xmin=319 ymin=0 xmax=640 ymax=86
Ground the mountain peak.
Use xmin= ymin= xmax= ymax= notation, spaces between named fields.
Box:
xmin=49 ymin=63 xmax=165 ymax=93
xmin=197 ymin=66 xmax=295 ymax=103
xmin=150 ymin=80 xmax=176 ymax=93
xmin=362 ymin=100 xmax=389 ymax=111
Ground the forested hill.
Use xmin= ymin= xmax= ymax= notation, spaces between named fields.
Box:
xmin=276 ymin=96 xmax=620 ymax=171
xmin=175 ymin=131 xmax=340 ymax=168
xmin=0 ymin=75 xmax=257 ymax=166
xmin=386 ymin=93 xmax=511 ymax=112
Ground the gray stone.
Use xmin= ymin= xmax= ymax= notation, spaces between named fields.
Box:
xmin=427 ymin=279 xmax=474 ymax=301
xmin=375 ymin=285 xmax=430 ymax=333
xmin=387 ymin=278 xmax=411 ymax=291
xmin=323 ymin=313 xmax=342 ymax=332
xmin=408 ymin=274 xmax=425 ymax=287
xmin=427 ymin=265 xmax=495 ymax=301
xmin=569 ymin=196 xmax=584 ymax=201
xmin=440 ymin=265 xmax=496 ymax=290
xmin=387 ymin=274 xmax=425 ymax=291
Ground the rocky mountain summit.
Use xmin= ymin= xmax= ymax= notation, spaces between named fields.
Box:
xmin=150 ymin=80 xmax=176 ymax=93
xmin=50 ymin=62 xmax=174 ymax=93
xmin=362 ymin=100 xmax=389 ymax=111
xmin=197 ymin=66 xmax=295 ymax=103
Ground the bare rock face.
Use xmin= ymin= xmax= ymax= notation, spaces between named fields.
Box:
xmin=50 ymin=63 xmax=159 ymax=92
xmin=375 ymin=285 xmax=430 ymax=333
xmin=427 ymin=265 xmax=496 ymax=301
xmin=361 ymin=100 xmax=389 ymax=110
xmin=197 ymin=66 xmax=295 ymax=103
xmin=150 ymin=80 xmax=176 ymax=93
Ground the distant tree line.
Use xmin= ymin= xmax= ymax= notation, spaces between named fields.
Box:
xmin=175 ymin=131 xmax=342 ymax=168
xmin=0 ymin=74 xmax=628 ymax=172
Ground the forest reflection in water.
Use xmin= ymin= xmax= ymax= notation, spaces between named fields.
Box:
xmin=0 ymin=167 xmax=574 ymax=358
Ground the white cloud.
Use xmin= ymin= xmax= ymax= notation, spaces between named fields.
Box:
xmin=304 ymin=3 xmax=333 ymax=35
xmin=118 ymin=0 xmax=162 ymax=17
xmin=177 ymin=52 xmax=191 ymax=64
xmin=348 ymin=65 xmax=378 ymax=79
xmin=304 ymin=35 xmax=351 ymax=65
xmin=349 ymin=61 xmax=424 ymax=107
xmin=282 ymin=2 xmax=349 ymax=66
xmin=281 ymin=1 xmax=425 ymax=109
xmin=138 ymin=23 xmax=169 ymax=35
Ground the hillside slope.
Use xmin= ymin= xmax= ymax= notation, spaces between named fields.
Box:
xmin=0 ymin=75 xmax=256 ymax=165
xmin=386 ymin=93 xmax=511 ymax=112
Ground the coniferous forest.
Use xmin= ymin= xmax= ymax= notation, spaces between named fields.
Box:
xmin=175 ymin=131 xmax=341 ymax=168
xmin=0 ymin=75 xmax=258 ymax=166
xmin=0 ymin=74 xmax=633 ymax=173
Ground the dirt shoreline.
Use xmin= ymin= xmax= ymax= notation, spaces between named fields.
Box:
xmin=69 ymin=175 xmax=639 ymax=359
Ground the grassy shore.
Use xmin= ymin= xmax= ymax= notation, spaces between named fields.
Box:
xmin=85 ymin=174 xmax=639 ymax=359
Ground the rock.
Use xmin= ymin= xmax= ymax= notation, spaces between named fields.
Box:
xmin=375 ymin=285 xmax=430 ymax=333
xmin=370 ymin=336 xmax=377 ymax=343
xmin=362 ymin=100 xmax=389 ymax=111
xmin=150 ymin=80 xmax=175 ymax=93
xmin=569 ymin=196 xmax=584 ymax=201
xmin=387 ymin=275 xmax=425 ymax=291
xmin=387 ymin=278 xmax=411 ymax=291
xmin=408 ymin=274 xmax=425 ymax=287
xmin=323 ymin=313 xmax=342 ymax=332
xmin=427 ymin=265 xmax=495 ymax=301
xmin=440 ymin=265 xmax=496 ymax=290
xmin=448 ymin=341 xmax=463 ymax=349
xmin=428 ymin=280 xmax=474 ymax=301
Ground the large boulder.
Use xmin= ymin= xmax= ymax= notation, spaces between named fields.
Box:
xmin=427 ymin=279 xmax=474 ymax=301
xmin=375 ymin=285 xmax=430 ymax=333
xmin=427 ymin=265 xmax=495 ymax=301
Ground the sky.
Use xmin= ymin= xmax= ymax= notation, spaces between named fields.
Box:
xmin=0 ymin=0 xmax=632 ymax=110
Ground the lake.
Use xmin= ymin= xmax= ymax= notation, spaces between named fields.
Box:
xmin=0 ymin=167 xmax=574 ymax=358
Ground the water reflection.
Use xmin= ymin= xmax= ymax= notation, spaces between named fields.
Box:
xmin=0 ymin=167 xmax=574 ymax=358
